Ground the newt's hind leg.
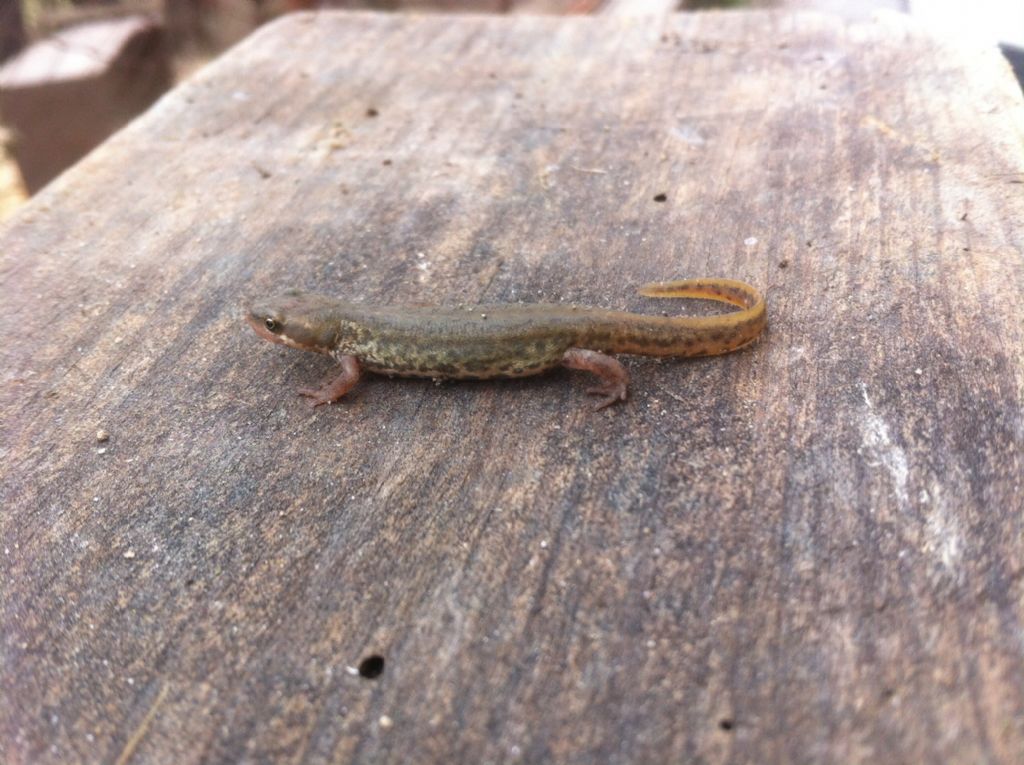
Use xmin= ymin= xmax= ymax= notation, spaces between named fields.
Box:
xmin=561 ymin=348 xmax=629 ymax=410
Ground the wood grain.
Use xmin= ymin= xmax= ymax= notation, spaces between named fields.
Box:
xmin=2 ymin=10 xmax=1023 ymax=764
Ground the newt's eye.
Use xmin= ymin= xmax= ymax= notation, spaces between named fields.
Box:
xmin=264 ymin=318 xmax=279 ymax=332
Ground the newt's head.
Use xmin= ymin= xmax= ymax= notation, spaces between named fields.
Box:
xmin=246 ymin=290 xmax=339 ymax=354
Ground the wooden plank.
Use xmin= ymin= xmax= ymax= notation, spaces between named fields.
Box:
xmin=600 ymin=0 xmax=678 ymax=16
xmin=0 ymin=0 xmax=26 ymax=63
xmin=757 ymin=0 xmax=907 ymax=22
xmin=0 ymin=16 xmax=171 ymax=192
xmin=2 ymin=9 xmax=1024 ymax=764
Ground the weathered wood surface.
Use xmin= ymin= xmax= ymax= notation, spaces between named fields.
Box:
xmin=3 ymin=10 xmax=1024 ymax=764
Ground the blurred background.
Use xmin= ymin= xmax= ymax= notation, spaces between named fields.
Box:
xmin=0 ymin=0 xmax=1021 ymax=221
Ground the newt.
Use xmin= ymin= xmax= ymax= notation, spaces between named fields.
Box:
xmin=246 ymin=278 xmax=766 ymax=410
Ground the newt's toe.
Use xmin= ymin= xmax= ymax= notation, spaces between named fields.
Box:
xmin=586 ymin=384 xmax=627 ymax=410
xmin=298 ymin=388 xmax=332 ymax=407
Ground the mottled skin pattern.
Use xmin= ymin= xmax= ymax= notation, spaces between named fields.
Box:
xmin=246 ymin=278 xmax=766 ymax=409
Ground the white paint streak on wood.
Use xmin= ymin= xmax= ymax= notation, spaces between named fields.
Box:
xmin=921 ymin=483 xmax=965 ymax=582
xmin=858 ymin=382 xmax=910 ymax=512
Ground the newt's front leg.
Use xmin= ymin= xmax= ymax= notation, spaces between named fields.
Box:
xmin=561 ymin=348 xmax=629 ymax=410
xmin=298 ymin=355 xmax=361 ymax=407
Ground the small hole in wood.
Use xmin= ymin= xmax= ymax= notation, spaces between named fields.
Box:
xmin=653 ymin=193 xmax=668 ymax=202
xmin=358 ymin=655 xmax=385 ymax=679
xmin=718 ymin=718 xmax=734 ymax=731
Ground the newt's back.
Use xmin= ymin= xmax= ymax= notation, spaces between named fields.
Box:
xmin=329 ymin=303 xmax=590 ymax=379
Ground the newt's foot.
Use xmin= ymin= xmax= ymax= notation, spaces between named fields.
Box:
xmin=296 ymin=355 xmax=361 ymax=408
xmin=561 ymin=348 xmax=630 ymax=411
xmin=297 ymin=387 xmax=336 ymax=407
xmin=586 ymin=383 xmax=628 ymax=411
